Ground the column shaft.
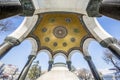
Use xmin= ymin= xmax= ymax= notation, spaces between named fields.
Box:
xmin=48 ymin=60 xmax=53 ymax=71
xmin=18 ymin=55 xmax=36 ymax=80
xmin=84 ymin=56 xmax=102 ymax=80
xmin=66 ymin=61 xmax=72 ymax=71
xmin=0 ymin=1 xmax=23 ymax=19
xmin=100 ymin=38 xmax=120 ymax=59
xmin=0 ymin=37 xmax=20 ymax=59
xmin=0 ymin=42 xmax=13 ymax=58
xmin=99 ymin=0 xmax=120 ymax=20
xmin=108 ymin=44 xmax=120 ymax=59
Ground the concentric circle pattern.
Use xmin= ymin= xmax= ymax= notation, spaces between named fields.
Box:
xmin=53 ymin=26 xmax=67 ymax=38
xmin=32 ymin=13 xmax=90 ymax=56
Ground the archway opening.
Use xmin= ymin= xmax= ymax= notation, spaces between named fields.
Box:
xmin=34 ymin=50 xmax=50 ymax=71
xmin=54 ymin=53 xmax=66 ymax=63
xmin=88 ymin=41 xmax=114 ymax=70
xmin=1 ymin=39 xmax=32 ymax=71
xmin=70 ymin=50 xmax=89 ymax=70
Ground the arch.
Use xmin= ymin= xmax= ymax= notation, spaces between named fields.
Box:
xmin=26 ymin=37 xmax=38 ymax=55
xmin=82 ymin=16 xmax=112 ymax=43
xmin=68 ymin=50 xmax=82 ymax=61
xmin=8 ymin=15 xmax=38 ymax=42
xmin=38 ymin=49 xmax=52 ymax=60
xmin=1 ymin=39 xmax=33 ymax=71
xmin=34 ymin=50 xmax=50 ymax=71
xmin=53 ymin=53 xmax=67 ymax=62
xmin=83 ymin=38 xmax=95 ymax=56
xmin=70 ymin=50 xmax=89 ymax=69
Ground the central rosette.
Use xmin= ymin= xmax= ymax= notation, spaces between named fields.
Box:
xmin=32 ymin=13 xmax=89 ymax=55
xmin=53 ymin=26 xmax=68 ymax=38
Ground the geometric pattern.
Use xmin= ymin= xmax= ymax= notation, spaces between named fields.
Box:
xmin=30 ymin=13 xmax=92 ymax=56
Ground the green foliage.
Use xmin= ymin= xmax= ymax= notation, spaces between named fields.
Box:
xmin=28 ymin=61 xmax=41 ymax=80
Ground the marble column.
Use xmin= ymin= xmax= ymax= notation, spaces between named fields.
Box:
xmin=48 ymin=60 xmax=53 ymax=71
xmin=0 ymin=37 xmax=20 ymax=59
xmin=84 ymin=56 xmax=102 ymax=80
xmin=99 ymin=0 xmax=120 ymax=20
xmin=66 ymin=60 xmax=72 ymax=71
xmin=18 ymin=54 xmax=37 ymax=80
xmin=100 ymin=38 xmax=120 ymax=59
xmin=0 ymin=1 xmax=22 ymax=19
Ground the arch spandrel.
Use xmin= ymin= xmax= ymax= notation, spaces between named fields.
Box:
xmin=29 ymin=13 xmax=93 ymax=56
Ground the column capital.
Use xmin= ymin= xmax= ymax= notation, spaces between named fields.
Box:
xmin=86 ymin=0 xmax=102 ymax=17
xmin=28 ymin=54 xmax=36 ymax=60
xmin=20 ymin=0 xmax=35 ymax=16
xmin=0 ymin=37 xmax=20 ymax=59
xmin=100 ymin=38 xmax=120 ymax=59
xmin=5 ymin=37 xmax=20 ymax=46
xmin=66 ymin=60 xmax=71 ymax=64
xmin=100 ymin=37 xmax=117 ymax=48
xmin=48 ymin=60 xmax=54 ymax=64
xmin=84 ymin=56 xmax=91 ymax=61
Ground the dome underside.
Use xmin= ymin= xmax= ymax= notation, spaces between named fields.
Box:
xmin=37 ymin=65 xmax=79 ymax=80
xmin=37 ymin=70 xmax=79 ymax=80
xmin=29 ymin=13 xmax=92 ymax=56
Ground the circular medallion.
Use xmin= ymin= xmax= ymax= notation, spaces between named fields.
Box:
xmin=63 ymin=42 xmax=67 ymax=47
xmin=53 ymin=42 xmax=58 ymax=47
xmin=53 ymin=26 xmax=68 ymax=38
xmin=42 ymin=28 xmax=47 ymax=32
xmin=65 ymin=18 xmax=71 ymax=23
xmin=71 ymin=38 xmax=76 ymax=42
xmin=45 ymin=37 xmax=50 ymax=42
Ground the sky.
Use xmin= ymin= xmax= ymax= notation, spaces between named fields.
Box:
xmin=0 ymin=15 xmax=120 ymax=73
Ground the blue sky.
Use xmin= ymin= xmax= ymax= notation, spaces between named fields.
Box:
xmin=0 ymin=16 xmax=120 ymax=72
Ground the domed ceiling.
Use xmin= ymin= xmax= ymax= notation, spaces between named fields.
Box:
xmin=29 ymin=13 xmax=93 ymax=56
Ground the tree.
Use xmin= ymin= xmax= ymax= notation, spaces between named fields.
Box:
xmin=103 ymin=49 xmax=120 ymax=72
xmin=74 ymin=68 xmax=93 ymax=80
xmin=27 ymin=61 xmax=41 ymax=80
xmin=0 ymin=15 xmax=23 ymax=32
xmin=0 ymin=19 xmax=12 ymax=32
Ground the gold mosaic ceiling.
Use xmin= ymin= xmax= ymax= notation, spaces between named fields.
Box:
xmin=29 ymin=13 xmax=92 ymax=56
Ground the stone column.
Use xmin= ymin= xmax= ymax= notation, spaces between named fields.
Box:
xmin=66 ymin=60 xmax=72 ymax=71
xmin=48 ymin=60 xmax=53 ymax=71
xmin=84 ymin=56 xmax=102 ymax=80
xmin=99 ymin=0 xmax=120 ymax=20
xmin=18 ymin=53 xmax=37 ymax=80
xmin=0 ymin=1 xmax=23 ymax=19
xmin=0 ymin=37 xmax=20 ymax=59
xmin=100 ymin=38 xmax=120 ymax=59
